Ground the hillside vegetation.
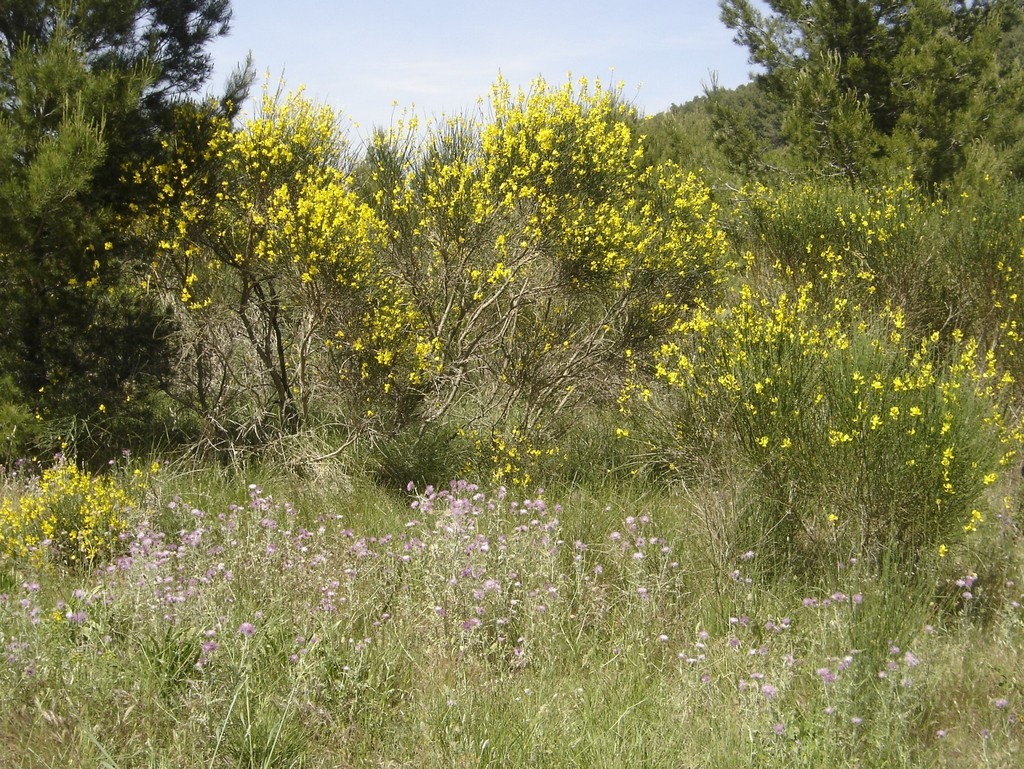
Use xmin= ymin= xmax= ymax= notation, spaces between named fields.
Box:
xmin=2 ymin=1 xmax=1024 ymax=766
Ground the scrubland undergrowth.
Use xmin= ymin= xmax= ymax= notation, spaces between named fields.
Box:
xmin=0 ymin=461 xmax=1021 ymax=767
xmin=2 ymin=77 xmax=1024 ymax=767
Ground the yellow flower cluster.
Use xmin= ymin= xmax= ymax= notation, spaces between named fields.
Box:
xmin=139 ymin=88 xmax=437 ymax=426
xmin=0 ymin=458 xmax=136 ymax=567
xmin=735 ymin=178 xmax=924 ymax=311
xmin=477 ymin=426 xmax=562 ymax=489
xmin=362 ymin=76 xmax=727 ymax=436
xmin=647 ymin=213 xmax=1006 ymax=549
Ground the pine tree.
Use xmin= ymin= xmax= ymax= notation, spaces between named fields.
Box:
xmin=719 ymin=0 xmax=1024 ymax=183
xmin=0 ymin=0 xmax=250 ymax=458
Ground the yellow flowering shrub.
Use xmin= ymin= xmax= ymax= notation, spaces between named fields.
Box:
xmin=932 ymin=179 xmax=1024 ymax=394
xmin=730 ymin=178 xmax=939 ymax=330
xmin=136 ymin=88 xmax=423 ymax=439
xmin=0 ymin=458 xmax=136 ymax=567
xmin=127 ymin=76 xmax=1024 ymax=510
xmin=364 ymin=76 xmax=727 ymax=445
xmin=732 ymin=176 xmax=1024 ymax=385
xmin=645 ymin=256 xmax=1007 ymax=566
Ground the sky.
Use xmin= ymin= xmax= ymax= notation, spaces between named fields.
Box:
xmin=207 ymin=1 xmax=758 ymax=135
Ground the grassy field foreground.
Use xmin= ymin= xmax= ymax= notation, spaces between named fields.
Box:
xmin=1 ymin=460 xmax=1022 ymax=768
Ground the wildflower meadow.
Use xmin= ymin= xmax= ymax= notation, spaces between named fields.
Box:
xmin=2 ymin=70 xmax=1024 ymax=768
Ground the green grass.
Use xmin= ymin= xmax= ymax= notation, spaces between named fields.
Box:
xmin=1 ymin=460 xmax=1021 ymax=767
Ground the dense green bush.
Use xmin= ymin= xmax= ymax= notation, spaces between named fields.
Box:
xmin=0 ymin=375 xmax=40 ymax=466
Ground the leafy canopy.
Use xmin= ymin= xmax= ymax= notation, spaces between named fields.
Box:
xmin=0 ymin=0 xmax=247 ymax=461
xmin=719 ymin=0 xmax=1024 ymax=183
